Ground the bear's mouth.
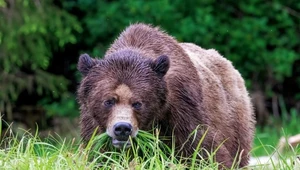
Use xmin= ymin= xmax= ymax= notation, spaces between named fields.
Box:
xmin=112 ymin=138 xmax=131 ymax=148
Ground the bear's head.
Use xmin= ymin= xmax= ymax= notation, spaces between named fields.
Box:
xmin=77 ymin=49 xmax=169 ymax=148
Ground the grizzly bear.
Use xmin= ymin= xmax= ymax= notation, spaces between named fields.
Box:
xmin=77 ymin=23 xmax=255 ymax=168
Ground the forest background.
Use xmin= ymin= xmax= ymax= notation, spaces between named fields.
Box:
xmin=1 ymin=0 xmax=300 ymax=156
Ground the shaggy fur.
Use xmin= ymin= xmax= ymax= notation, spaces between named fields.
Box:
xmin=77 ymin=23 xmax=255 ymax=168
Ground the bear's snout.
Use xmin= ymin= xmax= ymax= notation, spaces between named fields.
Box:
xmin=113 ymin=122 xmax=132 ymax=141
xmin=109 ymin=122 xmax=136 ymax=149
xmin=106 ymin=106 xmax=139 ymax=148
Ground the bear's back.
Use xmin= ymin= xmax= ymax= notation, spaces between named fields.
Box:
xmin=180 ymin=42 xmax=255 ymax=166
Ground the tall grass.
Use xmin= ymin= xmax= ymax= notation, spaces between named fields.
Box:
xmin=0 ymin=121 xmax=222 ymax=169
xmin=253 ymin=98 xmax=300 ymax=157
xmin=0 ymin=115 xmax=299 ymax=169
xmin=250 ymin=98 xmax=300 ymax=169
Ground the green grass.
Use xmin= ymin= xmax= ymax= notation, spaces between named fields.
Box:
xmin=0 ymin=127 xmax=221 ymax=169
xmin=0 ymin=114 xmax=299 ymax=169
xmin=250 ymin=103 xmax=300 ymax=169
xmin=253 ymin=107 xmax=300 ymax=157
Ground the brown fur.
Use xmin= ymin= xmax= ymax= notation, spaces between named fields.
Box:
xmin=77 ymin=23 xmax=255 ymax=168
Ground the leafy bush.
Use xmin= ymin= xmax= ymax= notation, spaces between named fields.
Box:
xmin=39 ymin=93 xmax=79 ymax=118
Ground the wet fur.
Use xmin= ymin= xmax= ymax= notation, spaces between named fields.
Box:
xmin=77 ymin=23 xmax=255 ymax=168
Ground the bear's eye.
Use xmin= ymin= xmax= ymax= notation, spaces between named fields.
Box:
xmin=132 ymin=102 xmax=142 ymax=110
xmin=103 ymin=98 xmax=116 ymax=108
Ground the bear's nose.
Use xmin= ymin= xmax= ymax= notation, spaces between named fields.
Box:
xmin=113 ymin=122 xmax=132 ymax=141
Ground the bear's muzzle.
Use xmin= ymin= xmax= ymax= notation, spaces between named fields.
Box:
xmin=106 ymin=105 xmax=139 ymax=148
xmin=111 ymin=122 xmax=133 ymax=148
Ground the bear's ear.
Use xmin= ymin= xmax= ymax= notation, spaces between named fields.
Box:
xmin=151 ymin=55 xmax=170 ymax=77
xmin=78 ymin=53 xmax=97 ymax=76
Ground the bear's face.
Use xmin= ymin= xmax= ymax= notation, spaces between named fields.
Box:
xmin=77 ymin=50 xmax=169 ymax=148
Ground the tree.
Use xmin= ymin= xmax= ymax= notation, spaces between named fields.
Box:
xmin=0 ymin=0 xmax=82 ymax=121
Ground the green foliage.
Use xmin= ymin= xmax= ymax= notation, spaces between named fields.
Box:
xmin=39 ymin=93 xmax=79 ymax=118
xmin=64 ymin=0 xmax=300 ymax=95
xmin=1 ymin=0 xmax=299 ymax=129
xmin=0 ymin=0 xmax=82 ymax=117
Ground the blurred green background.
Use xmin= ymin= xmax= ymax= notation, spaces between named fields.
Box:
xmin=0 ymin=0 xmax=299 ymax=155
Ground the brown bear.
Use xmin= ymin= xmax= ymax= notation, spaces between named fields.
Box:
xmin=77 ymin=23 xmax=255 ymax=168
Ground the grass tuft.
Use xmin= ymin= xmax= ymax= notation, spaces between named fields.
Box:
xmin=0 ymin=115 xmax=299 ymax=169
